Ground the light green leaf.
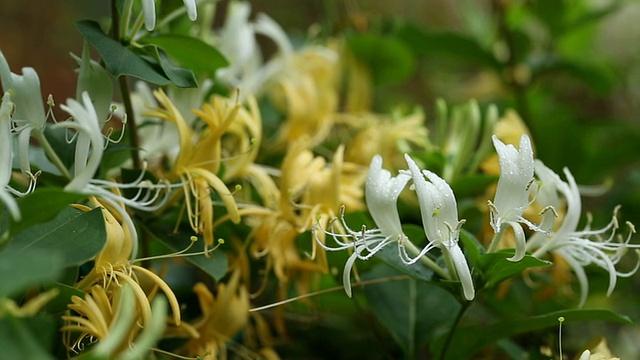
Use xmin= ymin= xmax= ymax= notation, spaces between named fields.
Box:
xmin=7 ymin=207 xmax=106 ymax=267
xmin=363 ymin=263 xmax=461 ymax=359
xmin=431 ymin=308 xmax=633 ymax=359
xmin=0 ymin=247 xmax=64 ymax=297
xmin=72 ymin=42 xmax=114 ymax=121
xmin=141 ymin=35 xmax=229 ymax=75
xmin=76 ymin=20 xmax=171 ymax=85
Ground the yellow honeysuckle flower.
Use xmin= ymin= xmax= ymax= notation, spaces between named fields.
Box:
xmin=341 ymin=109 xmax=429 ymax=170
xmin=172 ymin=270 xmax=251 ymax=360
xmin=146 ymin=89 xmax=242 ymax=252
xmin=269 ymin=45 xmax=340 ymax=148
xmin=64 ymin=197 xmax=181 ymax=352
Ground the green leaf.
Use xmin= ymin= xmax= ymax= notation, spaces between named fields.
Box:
xmin=44 ymin=283 xmax=85 ymax=314
xmin=477 ymin=250 xmax=551 ymax=288
xmin=149 ymin=224 xmax=228 ymax=281
xmin=458 ymin=229 xmax=483 ymax=269
xmin=431 ymin=308 xmax=633 ymax=359
xmin=11 ymin=188 xmax=86 ymax=236
xmin=0 ymin=247 xmax=64 ymax=297
xmin=0 ymin=316 xmax=57 ymax=360
xmin=76 ymin=20 xmax=171 ymax=85
xmin=374 ymin=229 xmax=435 ymax=283
xmin=7 ymin=207 xmax=106 ymax=267
xmin=347 ymin=33 xmax=416 ymax=85
xmin=141 ymin=35 xmax=229 ymax=75
xmin=397 ymin=24 xmax=501 ymax=70
xmin=141 ymin=45 xmax=197 ymax=88
xmin=363 ymin=263 xmax=461 ymax=359
xmin=73 ymin=42 xmax=114 ymax=121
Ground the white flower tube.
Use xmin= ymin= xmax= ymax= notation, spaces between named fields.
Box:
xmin=405 ymin=154 xmax=475 ymax=300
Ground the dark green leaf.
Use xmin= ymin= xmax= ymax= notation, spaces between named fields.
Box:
xmin=374 ymin=241 xmax=435 ymax=284
xmin=45 ymin=283 xmax=85 ymax=314
xmin=477 ymin=249 xmax=552 ymax=289
xmin=397 ymin=24 xmax=501 ymax=70
xmin=141 ymin=45 xmax=198 ymax=88
xmin=141 ymin=35 xmax=229 ymax=75
xmin=0 ymin=247 xmax=64 ymax=297
xmin=431 ymin=308 xmax=633 ymax=359
xmin=7 ymin=207 xmax=106 ymax=267
xmin=363 ymin=263 xmax=461 ymax=359
xmin=11 ymin=188 xmax=86 ymax=236
xmin=458 ymin=229 xmax=483 ymax=269
xmin=347 ymin=33 xmax=416 ymax=85
xmin=76 ymin=20 xmax=171 ymax=85
xmin=451 ymin=173 xmax=498 ymax=198
xmin=530 ymin=57 xmax=613 ymax=94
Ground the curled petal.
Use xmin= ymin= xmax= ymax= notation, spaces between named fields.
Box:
xmin=449 ymin=245 xmax=475 ymax=300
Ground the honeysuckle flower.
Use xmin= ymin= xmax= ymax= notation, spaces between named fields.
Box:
xmin=488 ymin=134 xmax=544 ymax=262
xmin=216 ymin=1 xmax=291 ymax=99
xmin=0 ymin=93 xmax=20 ymax=220
xmin=405 ymin=154 xmax=475 ymax=300
xmin=170 ymin=270 xmax=250 ymax=359
xmin=244 ymin=138 xmax=365 ymax=296
xmin=56 ymin=92 xmax=173 ymax=258
xmin=270 ymin=44 xmax=341 ymax=148
xmin=0 ymin=50 xmax=46 ymax=174
xmin=146 ymin=89 xmax=241 ymax=253
xmin=342 ymin=108 xmax=429 ymax=169
xmin=527 ymin=160 xmax=639 ymax=307
xmin=141 ymin=0 xmax=197 ymax=31
xmin=67 ymin=198 xmax=181 ymax=352
xmin=317 ymin=155 xmax=441 ymax=297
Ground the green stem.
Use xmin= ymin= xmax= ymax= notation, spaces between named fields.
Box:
xmin=402 ymin=239 xmax=451 ymax=280
xmin=118 ymin=76 xmax=141 ymax=169
xmin=111 ymin=0 xmax=141 ymax=169
xmin=439 ymin=300 xmax=471 ymax=360
xmin=487 ymin=227 xmax=505 ymax=253
xmin=32 ymin=130 xmax=71 ymax=179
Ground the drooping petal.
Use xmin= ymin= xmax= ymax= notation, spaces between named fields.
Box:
xmin=182 ymin=0 xmax=197 ymax=21
xmin=449 ymin=245 xmax=475 ymax=300
xmin=141 ymin=0 xmax=156 ymax=31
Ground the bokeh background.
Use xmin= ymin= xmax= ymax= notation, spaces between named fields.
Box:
xmin=3 ymin=0 xmax=640 ymax=357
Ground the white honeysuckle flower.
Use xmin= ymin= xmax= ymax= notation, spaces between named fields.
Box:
xmin=216 ymin=1 xmax=291 ymax=99
xmin=0 ymin=50 xmax=46 ymax=174
xmin=528 ymin=160 xmax=639 ymax=307
xmin=0 ymin=93 xmax=20 ymax=220
xmin=488 ymin=134 xmax=544 ymax=262
xmin=56 ymin=92 xmax=174 ymax=259
xmin=405 ymin=154 xmax=475 ymax=300
xmin=141 ymin=0 xmax=197 ymax=31
xmin=316 ymin=155 xmax=441 ymax=297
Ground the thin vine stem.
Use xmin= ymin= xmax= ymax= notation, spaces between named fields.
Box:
xmin=439 ymin=300 xmax=472 ymax=360
xmin=111 ymin=0 xmax=141 ymax=169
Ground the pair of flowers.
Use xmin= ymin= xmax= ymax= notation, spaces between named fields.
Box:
xmin=318 ymin=152 xmax=475 ymax=300
xmin=320 ymin=134 xmax=638 ymax=306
